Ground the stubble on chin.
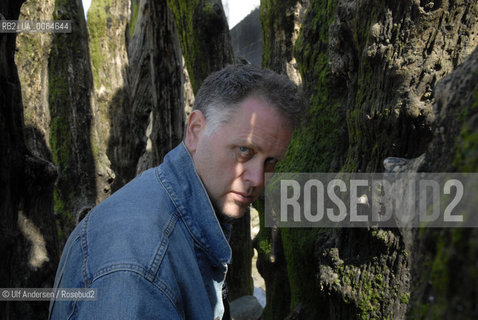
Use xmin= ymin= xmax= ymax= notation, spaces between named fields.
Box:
xmin=214 ymin=200 xmax=249 ymax=222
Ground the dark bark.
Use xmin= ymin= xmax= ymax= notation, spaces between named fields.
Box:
xmin=408 ymin=47 xmax=478 ymax=320
xmin=228 ymin=210 xmax=254 ymax=301
xmin=47 ymin=0 xmax=100 ymax=241
xmin=1 ymin=0 xmax=60 ymax=318
xmin=0 ymin=1 xmax=27 ymax=318
xmin=261 ymin=0 xmax=478 ymax=319
xmin=258 ymin=1 xmax=307 ymax=318
xmin=167 ymin=0 xmax=234 ymax=93
xmin=107 ymin=0 xmax=185 ymax=189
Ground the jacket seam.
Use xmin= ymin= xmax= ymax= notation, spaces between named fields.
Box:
xmin=66 ymin=301 xmax=77 ymax=320
xmin=91 ymin=267 xmax=178 ymax=309
xmin=146 ymin=211 xmax=178 ymax=281
xmin=93 ymin=263 xmax=147 ymax=280
xmin=80 ymin=213 xmax=91 ymax=286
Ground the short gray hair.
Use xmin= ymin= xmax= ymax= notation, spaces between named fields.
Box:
xmin=193 ymin=64 xmax=306 ymax=134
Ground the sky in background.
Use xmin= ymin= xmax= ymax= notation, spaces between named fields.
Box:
xmin=82 ymin=0 xmax=91 ymax=20
xmin=81 ymin=0 xmax=260 ymax=29
xmin=223 ymin=0 xmax=260 ymax=29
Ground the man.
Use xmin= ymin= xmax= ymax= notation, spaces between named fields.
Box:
xmin=49 ymin=64 xmax=305 ymax=319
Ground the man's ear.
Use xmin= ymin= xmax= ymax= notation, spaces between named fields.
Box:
xmin=185 ymin=110 xmax=207 ymax=155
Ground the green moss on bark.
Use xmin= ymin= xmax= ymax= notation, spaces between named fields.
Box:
xmin=128 ymin=0 xmax=139 ymax=38
xmin=412 ymin=88 xmax=478 ymax=319
xmin=411 ymin=228 xmax=478 ymax=319
xmin=280 ymin=228 xmax=320 ymax=316
xmin=289 ymin=0 xmax=343 ymax=174
xmin=288 ymin=1 xmax=338 ymax=313
xmin=260 ymin=0 xmax=297 ymax=71
xmin=260 ymin=0 xmax=341 ymax=317
xmin=453 ymin=89 xmax=478 ymax=172
xmin=167 ymin=0 xmax=233 ymax=93
xmin=87 ymin=0 xmax=108 ymax=89
xmin=49 ymin=1 xmax=78 ymax=238
xmin=167 ymin=0 xmax=208 ymax=92
xmin=49 ymin=0 xmax=98 ymax=244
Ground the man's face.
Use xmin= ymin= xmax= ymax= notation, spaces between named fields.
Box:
xmin=185 ymin=95 xmax=292 ymax=219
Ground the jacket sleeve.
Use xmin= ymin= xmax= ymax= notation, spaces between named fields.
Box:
xmin=74 ymin=270 xmax=182 ymax=320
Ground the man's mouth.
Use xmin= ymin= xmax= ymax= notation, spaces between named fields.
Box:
xmin=230 ymin=191 xmax=253 ymax=204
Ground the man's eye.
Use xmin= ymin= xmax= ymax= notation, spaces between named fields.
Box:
xmin=237 ymin=146 xmax=254 ymax=159
xmin=239 ymin=146 xmax=250 ymax=154
xmin=265 ymin=158 xmax=279 ymax=171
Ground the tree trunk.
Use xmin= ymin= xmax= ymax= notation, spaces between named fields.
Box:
xmin=167 ymin=0 xmax=234 ymax=93
xmin=261 ymin=0 xmax=478 ymax=319
xmin=1 ymin=0 xmax=60 ymax=318
xmin=47 ymin=0 xmax=112 ymax=244
xmin=0 ymin=1 xmax=27 ymax=317
xmin=408 ymin=46 xmax=478 ymax=320
xmin=258 ymin=1 xmax=308 ymax=318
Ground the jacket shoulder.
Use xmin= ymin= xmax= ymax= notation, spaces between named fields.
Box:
xmin=82 ymin=167 xmax=180 ymax=280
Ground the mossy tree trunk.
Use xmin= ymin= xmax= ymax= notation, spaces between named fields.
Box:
xmin=128 ymin=0 xmax=185 ymax=174
xmin=0 ymin=0 xmax=26 ymax=317
xmin=261 ymin=0 xmax=305 ymax=84
xmin=16 ymin=0 xmax=55 ymax=161
xmin=258 ymin=0 xmax=311 ymax=319
xmin=408 ymin=47 xmax=478 ymax=320
xmin=260 ymin=0 xmax=478 ymax=319
xmin=167 ymin=0 xmax=234 ymax=93
xmin=14 ymin=2 xmax=61 ymax=318
xmin=48 ymin=0 xmax=112 ymax=245
xmin=87 ymin=0 xmax=130 ymax=191
xmin=1 ymin=0 xmax=60 ymax=318
xmin=94 ymin=0 xmax=185 ymax=190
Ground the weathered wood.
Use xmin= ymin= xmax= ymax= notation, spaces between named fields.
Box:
xmin=260 ymin=0 xmax=478 ymax=319
xmin=167 ymin=0 xmax=234 ymax=93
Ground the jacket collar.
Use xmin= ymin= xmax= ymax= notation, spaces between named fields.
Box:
xmin=156 ymin=142 xmax=232 ymax=266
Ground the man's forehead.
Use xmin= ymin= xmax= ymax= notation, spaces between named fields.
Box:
xmin=232 ymin=96 xmax=288 ymax=122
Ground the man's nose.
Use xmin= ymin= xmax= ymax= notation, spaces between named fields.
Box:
xmin=243 ymin=160 xmax=265 ymax=189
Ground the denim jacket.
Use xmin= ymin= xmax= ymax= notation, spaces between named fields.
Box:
xmin=49 ymin=142 xmax=232 ymax=319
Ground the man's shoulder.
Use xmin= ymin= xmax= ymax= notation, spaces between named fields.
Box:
xmin=88 ymin=167 xmax=175 ymax=228
xmin=81 ymin=167 xmax=182 ymax=276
